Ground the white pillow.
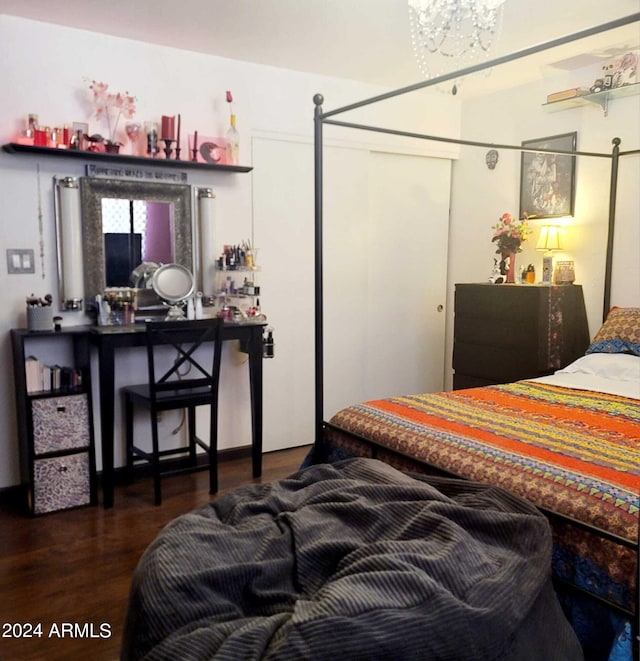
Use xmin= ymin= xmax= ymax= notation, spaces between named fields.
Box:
xmin=557 ymin=353 xmax=640 ymax=382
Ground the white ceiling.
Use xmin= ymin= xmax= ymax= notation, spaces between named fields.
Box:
xmin=1 ymin=0 xmax=638 ymax=96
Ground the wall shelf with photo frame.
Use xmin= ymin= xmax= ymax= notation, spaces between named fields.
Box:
xmin=541 ymin=82 xmax=640 ymax=116
xmin=1 ymin=143 xmax=253 ymax=173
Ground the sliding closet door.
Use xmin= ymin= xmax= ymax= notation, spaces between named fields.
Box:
xmin=323 ymin=149 xmax=451 ymax=409
xmin=252 ymin=137 xmax=450 ymax=451
xmin=364 ymin=151 xmax=450 ymax=399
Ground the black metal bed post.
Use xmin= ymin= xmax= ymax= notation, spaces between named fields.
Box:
xmin=313 ymin=94 xmax=325 ymax=448
xmin=603 ymin=137 xmax=620 ymax=323
xmin=601 ymin=151 xmax=638 ymax=661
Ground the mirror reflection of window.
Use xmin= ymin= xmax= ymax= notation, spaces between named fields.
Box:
xmin=101 ymin=199 xmax=173 ymax=286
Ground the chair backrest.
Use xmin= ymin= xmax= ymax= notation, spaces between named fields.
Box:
xmin=144 ymin=318 xmax=223 ymax=401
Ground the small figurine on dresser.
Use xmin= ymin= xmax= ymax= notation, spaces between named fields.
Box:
xmin=488 ymin=258 xmax=505 ymax=284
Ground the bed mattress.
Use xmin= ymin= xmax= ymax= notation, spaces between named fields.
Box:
xmin=323 ymin=378 xmax=639 ymax=612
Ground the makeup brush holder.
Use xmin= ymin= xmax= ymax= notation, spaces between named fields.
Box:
xmin=27 ymin=306 xmax=53 ymax=331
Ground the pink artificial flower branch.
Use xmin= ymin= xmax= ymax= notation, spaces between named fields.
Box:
xmin=86 ymin=79 xmax=137 ymax=144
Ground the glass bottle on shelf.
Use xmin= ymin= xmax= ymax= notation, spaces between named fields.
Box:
xmin=126 ymin=122 xmax=142 ymax=156
xmin=145 ymin=121 xmax=159 ymax=158
xmin=226 ymin=114 xmax=240 ymax=165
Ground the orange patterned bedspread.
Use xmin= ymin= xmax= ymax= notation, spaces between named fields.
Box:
xmin=324 ymin=381 xmax=639 ymax=609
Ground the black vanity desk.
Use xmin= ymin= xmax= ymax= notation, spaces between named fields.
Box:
xmin=88 ymin=321 xmax=266 ymax=508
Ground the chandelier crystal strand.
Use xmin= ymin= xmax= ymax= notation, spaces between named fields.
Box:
xmin=408 ymin=0 xmax=506 ymax=92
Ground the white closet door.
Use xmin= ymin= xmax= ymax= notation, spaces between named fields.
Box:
xmin=364 ymin=151 xmax=451 ymax=399
xmin=251 ymin=137 xmax=450 ymax=451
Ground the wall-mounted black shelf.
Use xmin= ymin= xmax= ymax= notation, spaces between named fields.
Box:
xmin=2 ymin=143 xmax=253 ymax=173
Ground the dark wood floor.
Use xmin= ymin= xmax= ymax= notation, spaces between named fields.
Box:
xmin=0 ymin=445 xmax=311 ymax=661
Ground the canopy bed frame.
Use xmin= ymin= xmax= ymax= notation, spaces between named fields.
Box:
xmin=312 ymin=12 xmax=640 ymax=660
xmin=120 ymin=14 xmax=639 ymax=661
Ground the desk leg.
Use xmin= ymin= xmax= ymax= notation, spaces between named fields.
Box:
xmin=97 ymin=342 xmax=116 ymax=508
xmin=247 ymin=327 xmax=263 ymax=478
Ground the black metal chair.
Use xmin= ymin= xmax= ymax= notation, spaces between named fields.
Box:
xmin=122 ymin=318 xmax=223 ymax=505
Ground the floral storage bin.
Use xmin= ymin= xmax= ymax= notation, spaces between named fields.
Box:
xmin=32 ymin=453 xmax=91 ymax=514
xmin=30 ymin=393 xmax=93 ymax=514
xmin=32 ymin=394 xmax=90 ymax=454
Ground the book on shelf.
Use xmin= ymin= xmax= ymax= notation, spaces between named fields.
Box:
xmin=50 ymin=365 xmax=62 ymax=391
xmin=25 ymin=356 xmax=41 ymax=393
xmin=60 ymin=366 xmax=83 ymax=389
xmin=24 ymin=357 xmax=83 ymax=394
xmin=546 ymin=87 xmax=589 ymax=103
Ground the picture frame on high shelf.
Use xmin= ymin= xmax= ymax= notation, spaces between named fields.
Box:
xmin=519 ymin=132 xmax=577 ymax=219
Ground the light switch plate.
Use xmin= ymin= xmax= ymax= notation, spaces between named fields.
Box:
xmin=6 ymin=249 xmax=35 ymax=274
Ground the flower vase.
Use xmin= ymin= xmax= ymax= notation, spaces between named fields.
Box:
xmin=501 ymin=251 xmax=516 ymax=283
xmin=104 ymin=142 xmax=120 ymax=154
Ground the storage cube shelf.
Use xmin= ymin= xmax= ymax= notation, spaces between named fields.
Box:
xmin=11 ymin=328 xmax=97 ymax=515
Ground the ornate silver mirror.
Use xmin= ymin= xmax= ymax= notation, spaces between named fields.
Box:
xmin=79 ymin=177 xmax=193 ymax=303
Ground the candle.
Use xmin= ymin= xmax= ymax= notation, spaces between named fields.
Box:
xmin=191 ymin=130 xmax=198 ymax=162
xmin=161 ymin=115 xmax=175 ymax=140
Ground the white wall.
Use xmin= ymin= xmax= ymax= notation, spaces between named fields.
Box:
xmin=0 ymin=15 xmax=459 ymax=488
xmin=4 ymin=16 xmax=636 ymax=490
xmin=446 ymin=70 xmax=640 ymax=389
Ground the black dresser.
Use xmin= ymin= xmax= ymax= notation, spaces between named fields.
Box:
xmin=452 ymin=283 xmax=590 ymax=390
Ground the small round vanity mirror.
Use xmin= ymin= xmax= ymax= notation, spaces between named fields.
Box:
xmin=151 ymin=263 xmax=195 ymax=318
xmin=129 ymin=261 xmax=160 ymax=289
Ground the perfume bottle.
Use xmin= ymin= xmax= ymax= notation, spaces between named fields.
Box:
xmin=525 ymin=264 xmax=536 ymax=284
xmin=186 ymin=296 xmax=195 ymax=320
xmin=226 ymin=114 xmax=240 ymax=165
xmin=195 ymin=291 xmax=203 ymax=319
xmin=145 ymin=121 xmax=159 ymax=158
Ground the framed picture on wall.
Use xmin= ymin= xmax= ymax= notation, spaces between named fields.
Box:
xmin=519 ymin=132 xmax=577 ymax=218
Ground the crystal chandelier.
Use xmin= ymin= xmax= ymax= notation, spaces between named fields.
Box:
xmin=408 ymin=0 xmax=506 ymax=91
